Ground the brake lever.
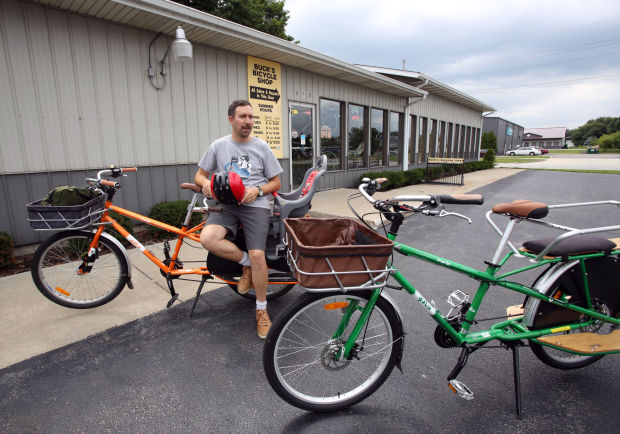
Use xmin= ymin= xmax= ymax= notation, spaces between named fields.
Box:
xmin=438 ymin=210 xmax=472 ymax=224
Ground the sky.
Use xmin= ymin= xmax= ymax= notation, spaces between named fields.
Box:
xmin=283 ymin=0 xmax=620 ymax=129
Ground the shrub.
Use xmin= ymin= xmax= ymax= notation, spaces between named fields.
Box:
xmin=483 ymin=148 xmax=496 ymax=164
xmin=148 ymin=200 xmax=203 ymax=238
xmin=360 ymin=160 xmax=492 ymax=191
xmin=404 ymin=169 xmax=424 ymax=185
xmin=386 ymin=171 xmax=406 ymax=188
xmin=0 ymin=231 xmax=15 ymax=269
xmin=597 ymin=131 xmax=620 ymax=150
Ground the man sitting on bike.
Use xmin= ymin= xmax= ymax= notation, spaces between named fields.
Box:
xmin=195 ymin=99 xmax=283 ymax=339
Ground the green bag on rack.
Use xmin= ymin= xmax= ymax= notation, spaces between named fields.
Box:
xmin=41 ymin=186 xmax=99 ymax=206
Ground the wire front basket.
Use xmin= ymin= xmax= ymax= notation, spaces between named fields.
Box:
xmin=284 ymin=217 xmax=394 ymax=292
xmin=26 ymin=195 xmax=105 ymax=230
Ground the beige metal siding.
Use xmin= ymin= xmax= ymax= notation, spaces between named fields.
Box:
xmin=414 ymin=94 xmax=482 ymax=128
xmin=0 ymin=0 xmax=253 ymax=174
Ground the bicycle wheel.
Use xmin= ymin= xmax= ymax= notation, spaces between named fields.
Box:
xmin=263 ymin=291 xmax=404 ymax=412
xmin=227 ymin=269 xmax=296 ymax=301
xmin=525 ymin=257 xmax=619 ymax=369
xmin=31 ymin=231 xmax=128 ymax=309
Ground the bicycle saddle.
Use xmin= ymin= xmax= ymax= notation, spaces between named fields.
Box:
xmin=492 ymin=199 xmax=549 ymax=219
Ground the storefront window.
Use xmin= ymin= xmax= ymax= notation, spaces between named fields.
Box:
xmin=319 ymin=99 xmax=343 ymax=170
xmin=409 ymin=115 xmax=417 ymax=164
xmin=418 ymin=117 xmax=428 ymax=164
xmin=389 ymin=112 xmax=402 ymax=166
xmin=429 ymin=119 xmax=437 ymax=157
xmin=460 ymin=125 xmax=466 ymax=158
xmin=465 ymin=126 xmax=471 ymax=158
xmin=447 ymin=123 xmax=453 ymax=157
xmin=348 ymin=104 xmax=366 ymax=169
xmin=370 ymin=108 xmax=385 ymax=167
xmin=438 ymin=121 xmax=446 ymax=157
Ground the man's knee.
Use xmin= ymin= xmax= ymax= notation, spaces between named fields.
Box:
xmin=248 ymin=249 xmax=266 ymax=267
xmin=200 ymin=225 xmax=227 ymax=250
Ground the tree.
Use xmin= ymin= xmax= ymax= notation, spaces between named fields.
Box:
xmin=480 ymin=131 xmax=497 ymax=150
xmin=568 ymin=116 xmax=620 ymax=146
xmin=172 ymin=0 xmax=294 ymax=41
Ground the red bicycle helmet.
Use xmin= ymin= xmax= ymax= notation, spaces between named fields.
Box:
xmin=210 ymin=171 xmax=245 ymax=205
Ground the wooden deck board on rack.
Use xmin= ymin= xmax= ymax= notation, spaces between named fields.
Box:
xmin=506 ymin=304 xmax=524 ymax=319
xmin=537 ymin=329 xmax=620 ymax=354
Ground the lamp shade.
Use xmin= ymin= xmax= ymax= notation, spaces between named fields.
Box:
xmin=170 ymin=26 xmax=193 ymax=62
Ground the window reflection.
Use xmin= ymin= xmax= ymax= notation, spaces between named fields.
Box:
xmin=409 ymin=115 xmax=417 ymax=164
xmin=348 ymin=104 xmax=366 ymax=169
xmin=389 ymin=112 xmax=402 ymax=166
xmin=370 ymin=108 xmax=385 ymax=167
xmin=320 ymin=99 xmax=343 ymax=170
xmin=418 ymin=117 xmax=428 ymax=164
xmin=429 ymin=119 xmax=437 ymax=157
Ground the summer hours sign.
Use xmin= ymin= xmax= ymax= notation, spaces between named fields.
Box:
xmin=247 ymin=56 xmax=283 ymax=158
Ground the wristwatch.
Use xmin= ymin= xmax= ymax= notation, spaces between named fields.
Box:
xmin=257 ymin=185 xmax=264 ymax=197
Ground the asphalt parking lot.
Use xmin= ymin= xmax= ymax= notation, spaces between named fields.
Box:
xmin=1 ymin=165 xmax=619 ymax=432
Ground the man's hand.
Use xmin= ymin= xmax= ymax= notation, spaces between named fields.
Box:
xmin=241 ymin=186 xmax=260 ymax=204
xmin=201 ymin=180 xmax=212 ymax=198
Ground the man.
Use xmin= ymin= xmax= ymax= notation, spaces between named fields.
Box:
xmin=195 ymin=100 xmax=282 ymax=339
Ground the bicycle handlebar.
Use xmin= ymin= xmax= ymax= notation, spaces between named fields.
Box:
xmin=101 ymin=179 xmax=120 ymax=188
xmin=437 ymin=194 xmax=484 ymax=205
xmin=358 ymin=178 xmax=484 ymax=224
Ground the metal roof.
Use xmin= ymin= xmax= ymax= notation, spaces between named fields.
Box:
xmin=32 ymin=0 xmax=427 ymax=99
xmin=358 ymin=65 xmax=495 ymax=113
xmin=524 ymin=127 xmax=567 ymax=139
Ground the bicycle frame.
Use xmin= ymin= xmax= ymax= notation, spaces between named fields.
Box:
xmin=336 ymin=201 xmax=620 ymax=360
xmin=86 ymin=193 xmax=216 ymax=279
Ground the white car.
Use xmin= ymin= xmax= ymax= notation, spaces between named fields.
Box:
xmin=507 ymin=146 xmax=542 ymax=156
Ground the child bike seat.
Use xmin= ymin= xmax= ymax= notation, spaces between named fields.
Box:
xmin=492 ymin=199 xmax=549 ymax=219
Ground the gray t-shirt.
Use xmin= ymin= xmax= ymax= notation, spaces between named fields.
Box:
xmin=198 ymin=135 xmax=283 ymax=208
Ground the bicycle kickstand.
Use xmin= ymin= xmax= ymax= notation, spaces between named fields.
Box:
xmin=189 ymin=275 xmax=212 ymax=319
xmin=165 ymin=276 xmax=179 ymax=308
xmin=508 ymin=341 xmax=526 ymax=420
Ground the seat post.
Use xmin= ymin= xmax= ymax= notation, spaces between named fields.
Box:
xmin=490 ymin=218 xmax=520 ymax=265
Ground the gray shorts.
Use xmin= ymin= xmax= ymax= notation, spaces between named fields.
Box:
xmin=205 ymin=205 xmax=270 ymax=251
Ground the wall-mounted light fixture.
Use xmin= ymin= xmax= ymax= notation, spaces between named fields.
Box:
xmin=148 ymin=26 xmax=193 ymax=90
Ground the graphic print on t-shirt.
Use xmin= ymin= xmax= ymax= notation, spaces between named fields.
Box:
xmin=225 ymin=155 xmax=252 ymax=179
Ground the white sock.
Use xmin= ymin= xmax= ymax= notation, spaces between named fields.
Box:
xmin=256 ymin=300 xmax=267 ymax=311
xmin=238 ymin=251 xmax=251 ymax=267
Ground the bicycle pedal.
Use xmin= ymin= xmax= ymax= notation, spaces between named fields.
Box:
xmin=448 ymin=379 xmax=474 ymax=400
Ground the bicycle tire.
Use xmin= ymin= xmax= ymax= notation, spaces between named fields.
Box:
xmin=525 ymin=257 xmax=619 ymax=369
xmin=227 ymin=269 xmax=296 ymax=301
xmin=31 ymin=231 xmax=128 ymax=309
xmin=263 ymin=291 xmax=403 ymax=412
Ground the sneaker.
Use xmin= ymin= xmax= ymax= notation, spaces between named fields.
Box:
xmin=237 ymin=266 xmax=252 ymax=295
xmin=256 ymin=309 xmax=271 ymax=339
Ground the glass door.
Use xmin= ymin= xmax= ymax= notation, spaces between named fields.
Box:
xmin=290 ymin=103 xmax=315 ymax=189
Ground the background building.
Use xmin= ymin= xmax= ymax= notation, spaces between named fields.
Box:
xmin=523 ymin=128 xmax=567 ymax=148
xmin=0 ymin=0 xmax=494 ymax=245
xmin=481 ymin=117 xmax=524 ymax=155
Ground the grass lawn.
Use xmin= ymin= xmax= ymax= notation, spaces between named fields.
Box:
xmin=496 ymin=156 xmax=548 ymax=163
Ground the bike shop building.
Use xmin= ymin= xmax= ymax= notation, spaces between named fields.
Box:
xmin=0 ymin=0 xmax=494 ymax=246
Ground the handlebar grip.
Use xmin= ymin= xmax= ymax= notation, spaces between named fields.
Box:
xmin=438 ymin=194 xmax=484 ymax=205
xmin=101 ymin=179 xmax=120 ymax=188
xmin=121 ymin=167 xmax=137 ymax=172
